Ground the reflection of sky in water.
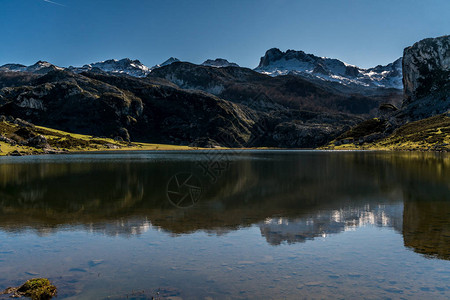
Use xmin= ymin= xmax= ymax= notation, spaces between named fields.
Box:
xmin=0 ymin=151 xmax=449 ymax=299
xmin=260 ymin=203 xmax=404 ymax=245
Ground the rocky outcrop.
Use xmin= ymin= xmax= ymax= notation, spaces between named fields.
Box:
xmin=397 ymin=35 xmax=450 ymax=121
xmin=403 ymin=35 xmax=450 ymax=103
xmin=26 ymin=135 xmax=50 ymax=149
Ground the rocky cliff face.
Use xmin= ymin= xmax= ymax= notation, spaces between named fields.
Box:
xmin=403 ymin=35 xmax=450 ymax=103
xmin=326 ymin=35 xmax=450 ymax=150
xmin=400 ymin=35 xmax=450 ymax=120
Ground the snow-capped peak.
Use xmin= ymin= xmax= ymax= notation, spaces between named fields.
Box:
xmin=254 ymin=48 xmax=402 ymax=89
xmin=69 ymin=58 xmax=151 ymax=77
xmin=0 ymin=61 xmax=63 ymax=74
xmin=151 ymin=57 xmax=180 ymax=70
xmin=202 ymin=58 xmax=239 ymax=68
xmin=0 ymin=63 xmax=27 ymax=72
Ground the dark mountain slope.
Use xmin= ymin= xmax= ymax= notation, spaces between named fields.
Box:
xmin=85 ymin=70 xmax=367 ymax=147
xmin=150 ymin=62 xmax=398 ymax=115
xmin=0 ymin=72 xmax=40 ymax=88
xmin=0 ymin=70 xmax=263 ymax=147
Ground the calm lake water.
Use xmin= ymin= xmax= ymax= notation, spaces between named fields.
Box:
xmin=0 ymin=150 xmax=449 ymax=299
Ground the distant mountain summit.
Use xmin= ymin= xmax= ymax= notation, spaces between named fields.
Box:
xmin=151 ymin=57 xmax=180 ymax=70
xmin=254 ymin=48 xmax=402 ymax=89
xmin=202 ymin=58 xmax=239 ymax=68
xmin=66 ymin=57 xmax=182 ymax=77
xmin=0 ymin=63 xmax=27 ymax=72
xmin=0 ymin=61 xmax=63 ymax=74
xmin=68 ymin=58 xmax=151 ymax=77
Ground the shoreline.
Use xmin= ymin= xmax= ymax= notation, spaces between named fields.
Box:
xmin=1 ymin=147 xmax=448 ymax=158
xmin=1 ymin=119 xmax=449 ymax=157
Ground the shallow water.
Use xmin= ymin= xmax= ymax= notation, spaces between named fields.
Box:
xmin=0 ymin=150 xmax=449 ymax=299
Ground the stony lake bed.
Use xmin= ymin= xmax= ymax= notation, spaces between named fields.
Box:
xmin=0 ymin=150 xmax=449 ymax=299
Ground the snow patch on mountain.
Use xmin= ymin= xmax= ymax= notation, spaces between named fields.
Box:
xmin=254 ymin=48 xmax=402 ymax=89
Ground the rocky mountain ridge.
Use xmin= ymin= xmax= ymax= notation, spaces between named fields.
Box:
xmin=254 ymin=48 xmax=403 ymax=90
xmin=0 ymin=58 xmax=182 ymax=78
xmin=202 ymin=58 xmax=239 ymax=68
xmin=68 ymin=58 xmax=151 ymax=77
xmin=149 ymin=61 xmax=397 ymax=115
xmin=0 ymin=61 xmax=63 ymax=74
xmin=0 ymin=49 xmax=402 ymax=91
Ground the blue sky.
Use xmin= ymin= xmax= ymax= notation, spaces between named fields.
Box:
xmin=1 ymin=0 xmax=449 ymax=69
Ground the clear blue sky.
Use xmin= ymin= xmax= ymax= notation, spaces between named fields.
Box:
xmin=1 ymin=0 xmax=449 ymax=69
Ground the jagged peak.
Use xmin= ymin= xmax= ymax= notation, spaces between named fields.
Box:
xmin=151 ymin=57 xmax=180 ymax=70
xmin=160 ymin=57 xmax=180 ymax=66
xmin=255 ymin=47 xmax=403 ymax=89
xmin=70 ymin=58 xmax=151 ymax=77
xmin=202 ymin=58 xmax=239 ymax=68
xmin=31 ymin=61 xmax=55 ymax=68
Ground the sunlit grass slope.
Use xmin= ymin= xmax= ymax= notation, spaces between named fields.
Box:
xmin=322 ymin=114 xmax=450 ymax=151
xmin=0 ymin=121 xmax=194 ymax=156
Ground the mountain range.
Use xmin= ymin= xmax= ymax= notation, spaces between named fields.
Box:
xmin=0 ymin=36 xmax=448 ymax=153
xmin=0 ymin=50 xmax=402 ymax=91
xmin=255 ymin=48 xmax=402 ymax=90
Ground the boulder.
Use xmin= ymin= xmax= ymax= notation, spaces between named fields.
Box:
xmin=27 ymin=135 xmax=50 ymax=149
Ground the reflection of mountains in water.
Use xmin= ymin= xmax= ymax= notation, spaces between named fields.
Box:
xmin=260 ymin=203 xmax=404 ymax=245
xmin=0 ymin=151 xmax=449 ymax=259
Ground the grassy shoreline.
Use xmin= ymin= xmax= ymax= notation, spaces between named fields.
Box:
xmin=321 ymin=114 xmax=450 ymax=152
xmin=0 ymin=121 xmax=199 ymax=156
xmin=1 ymin=117 xmax=449 ymax=156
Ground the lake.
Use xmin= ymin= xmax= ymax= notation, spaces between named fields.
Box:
xmin=0 ymin=150 xmax=449 ymax=299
